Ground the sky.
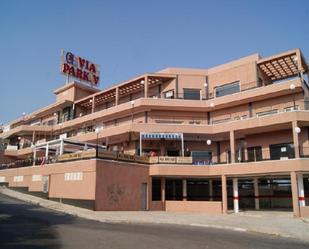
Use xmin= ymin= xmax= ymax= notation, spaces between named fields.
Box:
xmin=0 ymin=0 xmax=308 ymax=124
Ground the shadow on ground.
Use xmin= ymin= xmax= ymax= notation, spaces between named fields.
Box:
xmin=0 ymin=195 xmax=75 ymax=249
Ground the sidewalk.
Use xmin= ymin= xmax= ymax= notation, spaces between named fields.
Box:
xmin=1 ymin=187 xmax=309 ymax=242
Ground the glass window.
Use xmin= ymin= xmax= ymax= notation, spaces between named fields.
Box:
xmin=247 ymin=146 xmax=262 ymax=162
xmin=191 ymin=151 xmax=212 ymax=165
xmin=183 ymin=88 xmax=200 ymax=100
xmin=152 ymin=178 xmax=161 ymax=201
xmin=269 ymin=143 xmax=295 ymax=160
xmin=215 ymin=81 xmax=240 ymax=97
xmin=256 ymin=109 xmax=278 ymax=117
xmin=165 ymin=179 xmax=183 ymax=200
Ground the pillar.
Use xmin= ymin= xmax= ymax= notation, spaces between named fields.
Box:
xmin=229 ymin=130 xmax=235 ymax=163
xmin=254 ymin=177 xmax=260 ymax=210
xmin=33 ymin=147 xmax=37 ymax=166
xmin=91 ymin=96 xmax=95 ymax=113
xmin=148 ymin=177 xmax=152 ymax=211
xmin=292 ymin=121 xmax=300 ymax=158
xmin=59 ymin=139 xmax=64 ymax=155
xmin=209 ymin=179 xmax=213 ymax=201
xmin=297 ymin=173 xmax=306 ymax=207
xmin=181 ymin=133 xmax=184 ymax=156
xmin=160 ymin=140 xmax=165 ymax=156
xmin=296 ymin=49 xmax=304 ymax=82
xmin=182 ymin=179 xmax=187 ymax=201
xmin=144 ymin=75 xmax=148 ymax=98
xmin=233 ymin=178 xmax=239 ymax=213
xmin=115 ymin=87 xmax=119 ymax=105
xmin=291 ymin=171 xmax=300 ymax=217
xmin=221 ymin=175 xmax=228 ymax=214
xmin=161 ymin=177 xmax=166 ymax=206
xmin=32 ymin=130 xmax=36 ymax=145
xmin=45 ymin=143 xmax=49 ymax=158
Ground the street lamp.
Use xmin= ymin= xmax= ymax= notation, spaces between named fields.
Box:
xmin=17 ymin=136 xmax=21 ymax=149
xmin=206 ymin=139 xmax=212 ymax=145
xmin=290 ymin=83 xmax=296 ymax=110
xmin=295 ymin=126 xmax=301 ymax=134
xmin=95 ymin=127 xmax=101 ymax=158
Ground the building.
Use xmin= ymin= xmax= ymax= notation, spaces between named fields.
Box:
xmin=0 ymin=48 xmax=309 ymax=217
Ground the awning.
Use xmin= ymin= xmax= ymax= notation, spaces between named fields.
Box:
xmin=141 ymin=133 xmax=182 ymax=140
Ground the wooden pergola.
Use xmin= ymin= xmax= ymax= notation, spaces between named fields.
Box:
xmin=257 ymin=49 xmax=308 ymax=81
xmin=75 ymin=73 xmax=176 ymax=112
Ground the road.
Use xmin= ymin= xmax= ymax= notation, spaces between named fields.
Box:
xmin=0 ymin=193 xmax=308 ymax=249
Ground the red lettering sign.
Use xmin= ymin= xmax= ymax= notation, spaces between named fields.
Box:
xmin=61 ymin=50 xmax=100 ymax=86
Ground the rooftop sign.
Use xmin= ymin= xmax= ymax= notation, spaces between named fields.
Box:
xmin=60 ymin=50 xmax=100 ymax=86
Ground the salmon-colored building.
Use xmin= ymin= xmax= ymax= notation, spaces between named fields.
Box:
xmin=1 ymin=48 xmax=309 ymax=217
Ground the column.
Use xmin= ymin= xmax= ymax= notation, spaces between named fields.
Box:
xmin=182 ymin=179 xmax=187 ymax=201
xmin=144 ymin=75 xmax=148 ymax=98
xmin=59 ymin=139 xmax=64 ymax=155
xmin=296 ymin=49 xmax=304 ymax=82
xmin=45 ymin=143 xmax=49 ymax=158
xmin=209 ymin=179 xmax=213 ymax=201
xmin=291 ymin=171 xmax=300 ymax=217
xmin=32 ymin=130 xmax=36 ymax=145
xmin=254 ymin=177 xmax=260 ymax=210
xmin=181 ymin=133 xmax=184 ymax=156
xmin=33 ymin=147 xmax=37 ymax=166
xmin=297 ymin=173 xmax=306 ymax=207
xmin=91 ymin=96 xmax=95 ymax=113
xmin=161 ymin=178 xmax=166 ymax=210
xmin=115 ymin=87 xmax=119 ymax=106
xmin=229 ymin=130 xmax=235 ymax=163
xmin=221 ymin=175 xmax=228 ymax=214
xmin=139 ymin=133 xmax=142 ymax=156
xmin=292 ymin=121 xmax=300 ymax=158
xmin=148 ymin=177 xmax=152 ymax=211
xmin=233 ymin=178 xmax=239 ymax=213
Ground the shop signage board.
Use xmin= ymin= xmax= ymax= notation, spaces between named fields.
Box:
xmin=60 ymin=50 xmax=100 ymax=86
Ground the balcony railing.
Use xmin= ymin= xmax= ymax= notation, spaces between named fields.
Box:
xmin=2 ymin=145 xmax=309 ymax=170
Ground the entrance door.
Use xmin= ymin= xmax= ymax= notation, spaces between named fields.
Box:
xmin=141 ymin=183 xmax=148 ymax=211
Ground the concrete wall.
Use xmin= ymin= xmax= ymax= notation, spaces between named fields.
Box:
xmin=0 ymin=160 xmax=97 ymax=200
xmin=95 ymin=160 xmax=149 ymax=211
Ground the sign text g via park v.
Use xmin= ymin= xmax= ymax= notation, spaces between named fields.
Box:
xmin=60 ymin=50 xmax=100 ymax=86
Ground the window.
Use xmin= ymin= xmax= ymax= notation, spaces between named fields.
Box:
xmin=215 ymin=81 xmax=240 ymax=97
xmin=284 ymin=106 xmax=299 ymax=112
xmin=256 ymin=109 xmax=278 ymax=117
xmin=247 ymin=146 xmax=262 ymax=162
xmin=165 ymin=179 xmax=183 ymax=200
xmin=152 ymin=178 xmax=161 ymax=201
xmin=269 ymin=143 xmax=295 ymax=160
xmin=183 ymin=88 xmax=200 ymax=100
xmin=191 ymin=151 xmax=212 ymax=165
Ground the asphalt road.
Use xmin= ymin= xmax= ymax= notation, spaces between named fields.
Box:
xmin=0 ymin=194 xmax=308 ymax=249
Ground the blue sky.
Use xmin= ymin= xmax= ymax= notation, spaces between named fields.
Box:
xmin=0 ymin=0 xmax=308 ymax=124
